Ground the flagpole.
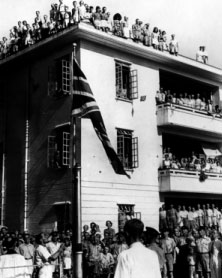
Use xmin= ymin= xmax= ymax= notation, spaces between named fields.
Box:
xmin=71 ymin=43 xmax=83 ymax=278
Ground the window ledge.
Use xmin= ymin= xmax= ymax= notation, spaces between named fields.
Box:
xmin=124 ymin=168 xmax=135 ymax=173
xmin=115 ymin=97 xmax=132 ymax=103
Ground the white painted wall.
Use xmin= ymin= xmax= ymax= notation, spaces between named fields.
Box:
xmin=79 ymin=44 xmax=162 ymax=232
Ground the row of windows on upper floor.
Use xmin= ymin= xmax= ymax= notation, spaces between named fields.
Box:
xmin=48 ymin=56 xmax=139 ymax=101
xmin=47 ymin=125 xmax=138 ymax=171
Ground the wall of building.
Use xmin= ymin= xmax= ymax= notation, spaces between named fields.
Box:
xmin=2 ymin=64 xmax=28 ymax=231
xmin=27 ymin=48 xmax=75 ymax=234
xmin=80 ymin=41 xmax=162 ymax=231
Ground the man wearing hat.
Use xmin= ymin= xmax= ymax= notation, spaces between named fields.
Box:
xmin=146 ymin=227 xmax=167 ymax=277
xmin=114 ymin=219 xmax=161 ymax=278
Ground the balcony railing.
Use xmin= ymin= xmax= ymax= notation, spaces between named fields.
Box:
xmin=156 ymin=103 xmax=222 ymax=139
xmin=159 ymin=168 xmax=222 ymax=194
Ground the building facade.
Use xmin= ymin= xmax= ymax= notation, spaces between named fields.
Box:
xmin=0 ymin=23 xmax=222 ymax=234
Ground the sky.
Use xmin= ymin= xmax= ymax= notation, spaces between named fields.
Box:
xmin=1 ymin=0 xmax=222 ymax=68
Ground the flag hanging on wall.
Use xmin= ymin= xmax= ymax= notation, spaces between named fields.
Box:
xmin=72 ymin=59 xmax=130 ymax=178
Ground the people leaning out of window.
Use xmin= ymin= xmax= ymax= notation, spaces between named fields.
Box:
xmin=161 ymin=148 xmax=222 ymax=173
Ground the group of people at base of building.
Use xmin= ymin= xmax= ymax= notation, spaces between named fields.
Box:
xmin=0 ymin=0 xmax=209 ymax=62
xmin=0 ymin=228 xmax=72 ymax=278
xmin=159 ymin=203 xmax=222 ymax=278
xmin=0 ymin=219 xmax=162 ymax=278
xmin=2 ymin=211 xmax=222 ymax=278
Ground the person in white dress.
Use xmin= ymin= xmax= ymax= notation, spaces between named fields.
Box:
xmin=169 ymin=34 xmax=179 ymax=56
xmin=35 ymin=234 xmax=63 ymax=278
xmin=114 ymin=219 xmax=161 ymax=278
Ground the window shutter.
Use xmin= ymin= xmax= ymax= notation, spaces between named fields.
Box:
xmin=56 ymin=59 xmax=63 ymax=94
xmin=48 ymin=62 xmax=57 ymax=97
xmin=132 ymin=136 xmax=139 ymax=168
xmin=134 ymin=212 xmax=141 ymax=220
xmin=62 ymin=131 xmax=70 ymax=166
xmin=61 ymin=59 xmax=71 ymax=94
xmin=129 ymin=69 xmax=138 ymax=100
xmin=115 ymin=63 xmax=123 ymax=97
xmin=117 ymin=134 xmax=125 ymax=166
xmin=47 ymin=136 xmax=56 ymax=168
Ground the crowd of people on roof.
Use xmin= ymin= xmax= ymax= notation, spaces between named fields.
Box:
xmin=0 ymin=0 xmax=211 ymax=64
xmin=161 ymin=148 xmax=222 ymax=174
xmin=159 ymin=203 xmax=222 ymax=278
xmin=155 ymin=88 xmax=222 ymax=117
xmin=0 ymin=0 xmax=187 ymax=60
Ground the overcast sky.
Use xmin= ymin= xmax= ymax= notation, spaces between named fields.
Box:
xmin=1 ymin=0 xmax=222 ymax=68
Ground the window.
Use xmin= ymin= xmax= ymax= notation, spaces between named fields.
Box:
xmin=47 ymin=124 xmax=70 ymax=168
xmin=62 ymin=59 xmax=71 ymax=94
xmin=62 ymin=132 xmax=70 ymax=166
xmin=47 ymin=136 xmax=56 ymax=168
xmin=117 ymin=129 xmax=138 ymax=169
xmin=54 ymin=201 xmax=71 ymax=232
xmin=118 ymin=204 xmax=141 ymax=232
xmin=115 ymin=61 xmax=138 ymax=100
xmin=48 ymin=55 xmax=71 ymax=98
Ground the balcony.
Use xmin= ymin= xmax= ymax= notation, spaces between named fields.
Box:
xmin=157 ymin=103 xmax=222 ymax=142
xmin=159 ymin=169 xmax=222 ymax=194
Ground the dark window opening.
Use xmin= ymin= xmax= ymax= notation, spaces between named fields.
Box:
xmin=117 ymin=129 xmax=138 ymax=169
xmin=47 ymin=124 xmax=70 ymax=168
xmin=116 ymin=62 xmax=138 ymax=100
xmin=48 ymin=55 xmax=71 ymax=98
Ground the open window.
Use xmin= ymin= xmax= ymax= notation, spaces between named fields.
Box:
xmin=118 ymin=204 xmax=141 ymax=232
xmin=117 ymin=129 xmax=139 ymax=169
xmin=115 ymin=61 xmax=138 ymax=101
xmin=48 ymin=55 xmax=71 ymax=98
xmin=47 ymin=123 xmax=71 ymax=168
xmin=53 ymin=201 xmax=71 ymax=232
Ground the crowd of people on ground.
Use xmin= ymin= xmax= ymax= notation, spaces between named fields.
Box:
xmin=2 ymin=210 xmax=222 ymax=278
xmin=159 ymin=203 xmax=222 ymax=278
xmin=155 ymin=88 xmax=221 ymax=117
xmin=0 ymin=227 xmax=72 ymax=278
xmin=0 ymin=0 xmax=183 ymax=60
xmin=161 ymin=148 xmax=222 ymax=174
xmin=0 ymin=220 xmax=126 ymax=278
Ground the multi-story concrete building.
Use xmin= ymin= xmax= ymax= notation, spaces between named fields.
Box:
xmin=0 ymin=22 xmax=222 ymax=234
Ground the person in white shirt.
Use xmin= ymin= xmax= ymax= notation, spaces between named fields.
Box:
xmin=202 ymin=46 xmax=208 ymax=64
xmin=169 ymin=34 xmax=179 ymax=56
xmin=46 ymin=232 xmax=61 ymax=274
xmin=114 ymin=219 xmax=161 ymax=278
xmin=206 ymin=203 xmax=213 ymax=227
xmin=212 ymin=204 xmax=218 ymax=227
xmin=35 ymin=234 xmax=63 ymax=278
xmin=207 ymin=99 xmax=213 ymax=115
xmin=195 ymin=94 xmax=202 ymax=110
xmin=200 ymin=97 xmax=207 ymax=110
xmin=190 ymin=95 xmax=196 ymax=109
xmin=78 ymin=0 xmax=86 ymax=21
xmin=196 ymin=204 xmax=204 ymax=227
xmin=183 ymin=92 xmax=189 ymax=106
xmin=196 ymin=46 xmax=203 ymax=62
